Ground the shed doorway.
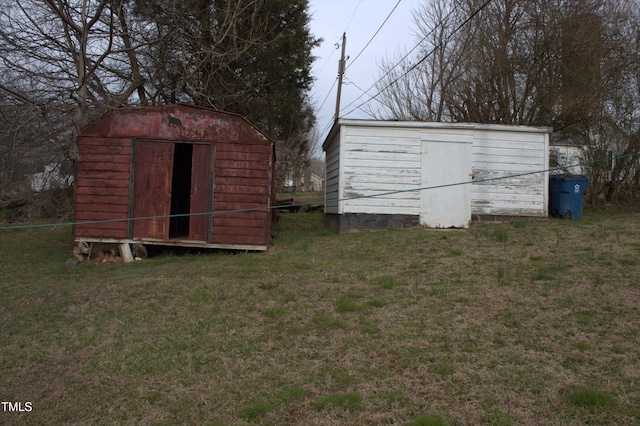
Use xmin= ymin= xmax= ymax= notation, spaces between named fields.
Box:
xmin=169 ymin=143 xmax=193 ymax=238
xmin=132 ymin=140 xmax=214 ymax=242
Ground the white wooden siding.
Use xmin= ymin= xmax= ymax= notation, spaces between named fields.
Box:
xmin=323 ymin=120 xmax=551 ymax=225
xmin=341 ymin=126 xmax=421 ymax=216
xmin=324 ymin=132 xmax=341 ymax=214
xmin=471 ymin=129 xmax=548 ymax=216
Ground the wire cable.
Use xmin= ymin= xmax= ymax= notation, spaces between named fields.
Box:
xmin=341 ymin=0 xmax=494 ymax=117
xmin=1 ymin=150 xmax=637 ymax=232
xmin=315 ymin=75 xmax=339 ymax=114
xmin=344 ymin=0 xmax=363 ymax=33
xmin=313 ymin=0 xmax=366 ymax=140
xmin=317 ymin=0 xmax=464 ymax=140
xmin=345 ymin=0 xmax=403 ymax=71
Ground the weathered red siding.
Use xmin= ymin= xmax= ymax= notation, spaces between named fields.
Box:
xmin=74 ymin=105 xmax=275 ymax=250
xmin=211 ymin=142 xmax=273 ymax=246
xmin=75 ymin=137 xmax=132 ymax=238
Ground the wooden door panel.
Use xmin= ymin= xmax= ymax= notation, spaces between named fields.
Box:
xmin=189 ymin=144 xmax=214 ymax=241
xmin=420 ymin=138 xmax=472 ymax=228
xmin=133 ymin=141 xmax=174 ymax=239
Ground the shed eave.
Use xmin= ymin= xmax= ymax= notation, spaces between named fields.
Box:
xmin=78 ymin=104 xmax=274 ymax=145
xmin=321 ymin=120 xmax=342 ymax=151
xmin=323 ymin=119 xmax=552 ymax=138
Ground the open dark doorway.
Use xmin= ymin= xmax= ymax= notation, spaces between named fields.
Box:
xmin=170 ymin=143 xmax=193 ymax=238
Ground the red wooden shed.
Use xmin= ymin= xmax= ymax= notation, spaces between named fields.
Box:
xmin=74 ymin=104 xmax=275 ymax=253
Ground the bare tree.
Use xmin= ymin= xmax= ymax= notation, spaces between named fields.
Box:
xmin=369 ymin=0 xmax=469 ymax=121
xmin=371 ymin=0 xmax=640 ymax=202
xmin=274 ymin=100 xmax=316 ymax=191
xmin=0 ymin=0 xmax=320 ymax=205
xmin=0 ymin=0 xmax=147 ymax=161
xmin=130 ymin=0 xmax=320 ymax=186
xmin=562 ymin=0 xmax=640 ymax=202
xmin=0 ymin=100 xmax=50 ymax=192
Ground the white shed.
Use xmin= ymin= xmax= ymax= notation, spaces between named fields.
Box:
xmin=323 ymin=120 xmax=551 ymax=232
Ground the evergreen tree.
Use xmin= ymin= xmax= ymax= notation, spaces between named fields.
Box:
xmin=134 ymin=0 xmax=320 ymax=187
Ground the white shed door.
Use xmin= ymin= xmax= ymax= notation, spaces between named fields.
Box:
xmin=420 ymin=136 xmax=473 ymax=228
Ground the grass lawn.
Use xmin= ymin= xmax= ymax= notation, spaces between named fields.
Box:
xmin=1 ymin=201 xmax=639 ymax=425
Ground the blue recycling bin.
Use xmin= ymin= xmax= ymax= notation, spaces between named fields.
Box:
xmin=549 ymin=174 xmax=589 ymax=220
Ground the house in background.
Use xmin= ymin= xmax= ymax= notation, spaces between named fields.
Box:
xmin=323 ymin=120 xmax=551 ymax=232
xmin=74 ymin=104 xmax=275 ymax=254
xmin=282 ymin=169 xmax=325 ymax=193
xmin=306 ymin=172 xmax=325 ymax=192
xmin=30 ymin=162 xmax=74 ymax=191
xmin=549 ymin=136 xmax=585 ymax=175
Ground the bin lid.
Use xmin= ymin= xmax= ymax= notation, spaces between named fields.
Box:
xmin=550 ymin=174 xmax=589 ymax=181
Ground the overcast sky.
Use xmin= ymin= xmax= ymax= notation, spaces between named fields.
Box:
xmin=307 ymin=0 xmax=424 ymax=145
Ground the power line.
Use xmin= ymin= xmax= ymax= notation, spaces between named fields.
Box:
xmin=343 ymin=78 xmax=370 ymax=96
xmin=345 ymin=0 xmax=403 ymax=71
xmin=315 ymin=75 xmax=338 ymax=114
xmin=1 ymin=150 xmax=637 ymax=232
xmin=344 ymin=0 xmax=363 ymax=33
xmin=323 ymin=0 xmax=403 ymax=124
xmin=342 ymin=0 xmax=494 ymax=117
xmin=317 ymin=0 xmax=464 ymax=140
xmin=313 ymin=0 xmax=365 ymax=139
xmin=315 ymin=0 xmax=406 ymax=136
xmin=312 ymin=38 xmax=338 ymax=78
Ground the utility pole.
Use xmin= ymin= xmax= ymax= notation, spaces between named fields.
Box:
xmin=334 ymin=32 xmax=347 ymax=123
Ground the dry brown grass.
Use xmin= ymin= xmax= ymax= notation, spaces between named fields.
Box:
xmin=1 ymin=203 xmax=639 ymax=425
